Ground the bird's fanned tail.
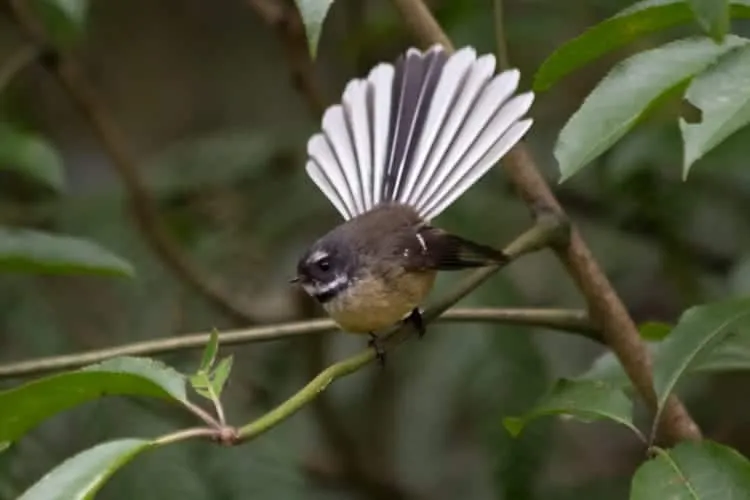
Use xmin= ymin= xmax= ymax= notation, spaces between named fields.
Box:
xmin=305 ymin=45 xmax=534 ymax=222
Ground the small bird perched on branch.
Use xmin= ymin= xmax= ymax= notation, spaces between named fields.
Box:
xmin=291 ymin=45 xmax=534 ymax=362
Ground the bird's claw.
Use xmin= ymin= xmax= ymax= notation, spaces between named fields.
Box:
xmin=368 ymin=333 xmax=386 ymax=367
xmin=406 ymin=308 xmax=426 ymax=338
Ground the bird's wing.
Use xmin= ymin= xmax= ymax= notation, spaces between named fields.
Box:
xmin=400 ymin=225 xmax=508 ymax=271
xmin=305 ymin=45 xmax=534 ymax=221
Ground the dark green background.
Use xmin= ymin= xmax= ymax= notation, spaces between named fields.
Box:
xmin=2 ymin=0 xmax=750 ymax=498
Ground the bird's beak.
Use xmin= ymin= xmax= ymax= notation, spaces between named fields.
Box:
xmin=289 ymin=276 xmax=300 ymax=284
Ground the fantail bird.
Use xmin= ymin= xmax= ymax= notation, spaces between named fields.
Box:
xmin=291 ymin=45 xmax=534 ymax=359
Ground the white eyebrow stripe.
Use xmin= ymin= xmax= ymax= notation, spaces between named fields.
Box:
xmin=309 ymin=249 xmax=329 ymax=263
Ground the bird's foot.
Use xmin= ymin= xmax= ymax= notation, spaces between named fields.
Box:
xmin=368 ymin=332 xmax=386 ymax=367
xmin=405 ymin=308 xmax=426 ymax=339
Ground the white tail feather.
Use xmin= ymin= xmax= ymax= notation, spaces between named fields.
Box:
xmin=400 ymin=47 xmax=476 ymax=205
xmin=368 ymin=64 xmax=394 ymax=207
xmin=422 ymin=118 xmax=534 ymax=220
xmin=418 ymin=91 xmax=534 ymax=218
xmin=342 ymin=80 xmax=372 ymax=210
xmin=409 ymin=54 xmax=496 ymax=212
xmin=305 ymin=45 xmax=534 ymax=221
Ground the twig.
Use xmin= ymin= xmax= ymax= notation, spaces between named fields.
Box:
xmin=238 ymin=348 xmax=373 ymax=441
xmin=0 ymin=305 xmax=596 ymax=379
xmin=491 ymin=0 xmax=510 ymax=70
xmin=205 ymin=383 xmax=227 ymax=427
xmin=0 ymin=43 xmax=38 ymax=93
xmin=231 ymin=215 xmax=567 ymax=442
xmin=7 ymin=0 xmax=259 ymax=327
xmin=390 ymin=0 xmax=701 ymax=443
xmin=182 ymin=400 xmax=222 ymax=429
xmin=153 ymin=427 xmax=220 ymax=446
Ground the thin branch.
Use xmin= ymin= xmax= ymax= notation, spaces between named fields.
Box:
xmin=208 ymin=385 xmax=227 ymax=427
xmin=182 ymin=400 xmax=222 ymax=429
xmin=491 ymin=0 xmax=510 ymax=70
xmin=7 ymin=0 xmax=259 ymax=327
xmin=153 ymin=427 xmax=220 ymax=446
xmin=231 ymin=215 xmax=567 ymax=442
xmin=0 ymin=305 xmax=596 ymax=379
xmin=0 ymin=43 xmax=38 ymax=93
xmin=390 ymin=0 xmax=701 ymax=443
xmin=238 ymin=348 xmax=373 ymax=441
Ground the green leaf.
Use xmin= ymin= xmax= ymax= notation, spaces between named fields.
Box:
xmin=555 ymin=36 xmax=746 ymax=182
xmin=29 ymin=0 xmax=90 ymax=49
xmin=640 ymin=322 xmax=673 ymax=341
xmin=0 ymin=124 xmax=65 ymax=192
xmin=293 ymin=0 xmax=335 ymax=58
xmin=18 ymin=439 xmax=153 ymax=500
xmin=653 ymin=297 xmax=750 ymax=417
xmin=0 ymin=227 xmax=134 ymax=277
xmin=688 ymin=0 xmax=730 ymax=42
xmin=503 ymin=379 xmax=641 ymax=439
xmin=680 ymin=44 xmax=750 ymax=178
xmin=696 ymin=330 xmax=750 ymax=371
xmin=533 ymin=0 xmax=750 ymax=91
xmin=198 ymin=329 xmax=219 ymax=373
xmin=189 ymin=372 xmax=212 ymax=399
xmin=0 ymin=441 xmax=9 ymax=453
xmin=630 ymin=441 xmax=750 ymax=499
xmin=211 ymin=355 xmax=233 ymax=399
xmin=0 ymin=356 xmax=187 ymax=444
xmin=580 ymin=326 xmax=750 ymax=390
xmin=190 ymin=355 xmax=233 ymax=401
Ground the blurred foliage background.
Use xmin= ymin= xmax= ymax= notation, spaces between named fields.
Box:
xmin=2 ymin=0 xmax=750 ymax=498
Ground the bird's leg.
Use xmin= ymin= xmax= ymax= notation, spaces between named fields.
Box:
xmin=405 ymin=308 xmax=426 ymax=338
xmin=368 ymin=332 xmax=386 ymax=367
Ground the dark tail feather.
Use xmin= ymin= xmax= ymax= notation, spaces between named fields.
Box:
xmin=429 ymin=233 xmax=508 ymax=270
xmin=381 ymin=48 xmax=448 ymax=203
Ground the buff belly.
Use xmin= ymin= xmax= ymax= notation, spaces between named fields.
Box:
xmin=323 ymin=270 xmax=437 ymax=333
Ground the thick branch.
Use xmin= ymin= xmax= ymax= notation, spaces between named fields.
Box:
xmin=0 ymin=305 xmax=595 ymax=379
xmin=389 ymin=0 xmax=701 ymax=443
xmin=8 ymin=0 xmax=258 ymax=326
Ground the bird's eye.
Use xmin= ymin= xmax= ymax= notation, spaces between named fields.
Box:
xmin=316 ymin=258 xmax=331 ymax=271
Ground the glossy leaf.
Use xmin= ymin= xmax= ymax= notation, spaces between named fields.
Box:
xmin=0 ymin=357 xmax=187 ymax=443
xmin=631 ymin=441 xmax=750 ymax=499
xmin=640 ymin=322 xmax=673 ymax=341
xmin=653 ymin=297 xmax=750 ymax=417
xmin=18 ymin=439 xmax=153 ymax=500
xmin=0 ymin=124 xmax=65 ymax=192
xmin=534 ymin=0 xmax=750 ymax=91
xmin=580 ymin=327 xmax=750 ymax=390
xmin=681 ymin=44 xmax=750 ymax=178
xmin=0 ymin=227 xmax=134 ymax=277
xmin=190 ymin=355 xmax=233 ymax=401
xmin=578 ymin=352 xmax=639 ymax=390
xmin=211 ymin=355 xmax=233 ymax=399
xmin=503 ymin=379 xmax=641 ymax=438
xmin=198 ymin=329 xmax=220 ymax=373
xmin=556 ymin=36 xmax=746 ymax=182
xmin=293 ymin=0 xmax=335 ymax=58
xmin=29 ymin=0 xmax=90 ymax=49
xmin=688 ymin=0 xmax=730 ymax=42
xmin=697 ymin=331 xmax=750 ymax=371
